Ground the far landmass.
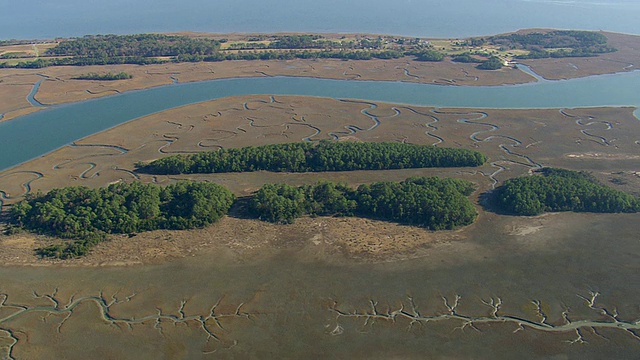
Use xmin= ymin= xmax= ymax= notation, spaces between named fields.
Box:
xmin=1 ymin=29 xmax=639 ymax=121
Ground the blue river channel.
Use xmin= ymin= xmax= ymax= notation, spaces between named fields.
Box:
xmin=1 ymin=72 xmax=639 ymax=171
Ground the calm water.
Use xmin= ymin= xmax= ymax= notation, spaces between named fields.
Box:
xmin=1 ymin=72 xmax=640 ymax=171
xmin=2 ymin=0 xmax=640 ymax=40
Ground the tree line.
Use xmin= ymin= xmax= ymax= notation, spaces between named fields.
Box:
xmin=137 ymin=141 xmax=487 ymax=175
xmin=8 ymin=166 xmax=636 ymax=259
xmin=72 ymin=72 xmax=133 ymax=80
xmin=9 ymin=181 xmax=235 ymax=258
xmin=46 ymin=34 xmax=222 ymax=58
xmin=490 ymin=31 xmax=610 ymax=49
xmin=493 ymin=168 xmax=640 ymax=216
xmin=248 ymin=177 xmax=477 ymax=230
xmin=0 ymin=33 xmax=447 ymax=69
xmin=491 ymin=31 xmax=616 ymax=59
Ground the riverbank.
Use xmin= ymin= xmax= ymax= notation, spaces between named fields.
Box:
xmin=2 ymin=30 xmax=640 ymax=122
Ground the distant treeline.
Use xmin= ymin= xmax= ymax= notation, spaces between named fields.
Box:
xmin=493 ymin=168 xmax=640 ymax=216
xmin=0 ymin=31 xmax=617 ymax=70
xmin=0 ymin=49 xmax=412 ymax=69
xmin=475 ymin=30 xmax=616 ymax=59
xmin=0 ymin=33 xmax=451 ymax=69
xmin=9 ymin=181 xmax=235 ymax=258
xmin=46 ymin=34 xmax=222 ymax=58
xmin=249 ymin=177 xmax=477 ymax=229
xmin=137 ymin=141 xmax=488 ymax=175
xmin=72 ymin=72 xmax=133 ymax=80
xmin=451 ymin=53 xmax=504 ymax=70
xmin=451 ymin=53 xmax=483 ymax=63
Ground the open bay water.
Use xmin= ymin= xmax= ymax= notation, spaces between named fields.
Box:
xmin=1 ymin=71 xmax=640 ymax=171
xmin=1 ymin=0 xmax=639 ymax=40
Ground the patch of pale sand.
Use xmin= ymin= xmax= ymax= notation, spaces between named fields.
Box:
xmin=508 ymin=225 xmax=544 ymax=236
xmin=566 ymin=152 xmax=640 ymax=160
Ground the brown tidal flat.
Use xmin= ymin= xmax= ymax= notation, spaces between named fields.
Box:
xmin=1 ymin=96 xmax=639 ymax=265
xmin=0 ymin=95 xmax=640 ymax=358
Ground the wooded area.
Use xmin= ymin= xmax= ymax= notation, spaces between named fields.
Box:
xmin=138 ymin=141 xmax=487 ymax=175
xmin=493 ymin=168 xmax=640 ymax=215
xmin=248 ymin=177 xmax=478 ymax=229
xmin=9 ymin=181 xmax=235 ymax=258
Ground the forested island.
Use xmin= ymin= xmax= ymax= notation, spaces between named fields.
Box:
xmin=493 ymin=168 xmax=640 ymax=216
xmin=6 ymin=175 xmax=479 ymax=258
xmin=249 ymin=177 xmax=477 ymax=230
xmin=8 ymin=181 xmax=235 ymax=258
xmin=137 ymin=141 xmax=487 ymax=175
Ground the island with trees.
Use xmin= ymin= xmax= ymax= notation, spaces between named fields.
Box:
xmin=7 ymin=174 xmax=481 ymax=259
xmin=248 ymin=177 xmax=478 ymax=230
xmin=137 ymin=141 xmax=487 ymax=175
xmin=8 ymin=181 xmax=235 ymax=258
xmin=492 ymin=168 xmax=640 ymax=216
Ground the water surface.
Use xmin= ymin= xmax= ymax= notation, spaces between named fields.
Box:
xmin=2 ymin=0 xmax=639 ymax=39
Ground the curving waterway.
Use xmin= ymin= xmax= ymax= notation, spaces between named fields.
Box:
xmin=1 ymin=71 xmax=640 ymax=171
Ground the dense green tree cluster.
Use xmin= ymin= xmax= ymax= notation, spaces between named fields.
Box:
xmin=493 ymin=168 xmax=640 ymax=216
xmin=225 ymin=36 xmax=386 ymax=51
xmin=490 ymin=31 xmax=610 ymax=49
xmin=515 ymin=46 xmax=616 ymax=59
xmin=46 ymin=34 xmax=221 ymax=58
xmin=451 ymin=53 xmax=483 ymax=63
xmin=138 ymin=141 xmax=487 ymax=175
xmin=72 ymin=72 xmax=133 ymax=80
xmin=476 ymin=56 xmax=504 ymax=70
xmin=411 ymin=49 xmax=445 ymax=62
xmin=0 ymin=49 xmax=407 ymax=69
xmin=268 ymin=35 xmax=326 ymax=49
xmin=248 ymin=177 xmax=477 ymax=229
xmin=0 ymin=56 xmax=164 ymax=69
xmin=486 ymin=30 xmax=616 ymax=59
xmin=9 ymin=181 xmax=234 ymax=258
